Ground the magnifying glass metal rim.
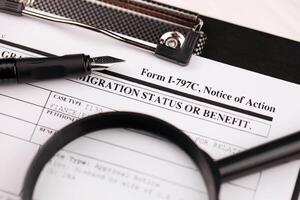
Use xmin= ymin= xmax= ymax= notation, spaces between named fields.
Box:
xmin=21 ymin=111 xmax=221 ymax=200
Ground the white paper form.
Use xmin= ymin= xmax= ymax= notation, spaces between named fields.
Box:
xmin=0 ymin=13 xmax=299 ymax=200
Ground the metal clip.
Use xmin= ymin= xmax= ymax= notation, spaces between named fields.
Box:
xmin=155 ymin=16 xmax=205 ymax=66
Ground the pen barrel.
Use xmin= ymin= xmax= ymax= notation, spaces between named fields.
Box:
xmin=16 ymin=54 xmax=91 ymax=83
xmin=217 ymin=131 xmax=300 ymax=182
xmin=0 ymin=58 xmax=18 ymax=83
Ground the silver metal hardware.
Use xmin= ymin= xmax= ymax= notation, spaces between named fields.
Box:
xmin=159 ymin=31 xmax=185 ymax=49
xmin=0 ymin=0 xmax=207 ymax=65
xmin=22 ymin=7 xmax=156 ymax=52
xmin=19 ymin=0 xmax=35 ymax=6
xmin=193 ymin=17 xmax=204 ymax=32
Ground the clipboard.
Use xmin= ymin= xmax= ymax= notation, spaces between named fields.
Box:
xmin=25 ymin=0 xmax=300 ymax=85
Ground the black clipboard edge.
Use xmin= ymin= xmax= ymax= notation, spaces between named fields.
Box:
xmin=201 ymin=15 xmax=300 ymax=85
xmin=292 ymin=170 xmax=300 ymax=200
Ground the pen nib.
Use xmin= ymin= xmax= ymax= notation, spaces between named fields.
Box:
xmin=90 ymin=56 xmax=125 ymax=71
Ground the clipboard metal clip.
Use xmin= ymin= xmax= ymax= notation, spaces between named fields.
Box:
xmin=0 ymin=0 xmax=207 ymax=66
xmin=155 ymin=18 xmax=204 ymax=65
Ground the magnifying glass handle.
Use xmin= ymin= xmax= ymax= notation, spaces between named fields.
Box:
xmin=217 ymin=131 xmax=300 ymax=182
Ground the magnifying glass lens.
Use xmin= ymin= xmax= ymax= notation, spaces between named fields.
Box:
xmin=33 ymin=128 xmax=209 ymax=200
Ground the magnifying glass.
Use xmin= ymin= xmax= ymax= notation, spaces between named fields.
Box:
xmin=21 ymin=112 xmax=300 ymax=200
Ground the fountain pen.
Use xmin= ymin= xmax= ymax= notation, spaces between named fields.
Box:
xmin=0 ymin=54 xmax=124 ymax=83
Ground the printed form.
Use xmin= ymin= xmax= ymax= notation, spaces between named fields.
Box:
xmin=0 ymin=13 xmax=299 ymax=200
